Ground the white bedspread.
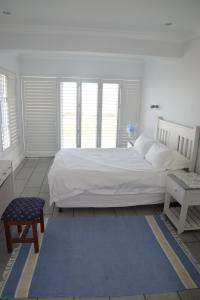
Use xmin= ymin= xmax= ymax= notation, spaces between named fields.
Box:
xmin=48 ymin=148 xmax=167 ymax=205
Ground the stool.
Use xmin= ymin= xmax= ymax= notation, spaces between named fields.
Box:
xmin=1 ymin=197 xmax=45 ymax=253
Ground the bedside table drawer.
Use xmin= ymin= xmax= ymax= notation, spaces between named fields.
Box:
xmin=167 ymin=177 xmax=185 ymax=204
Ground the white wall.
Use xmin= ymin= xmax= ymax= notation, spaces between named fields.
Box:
xmin=19 ymin=54 xmax=144 ymax=79
xmin=0 ymin=52 xmax=24 ymax=169
xmin=140 ymin=39 xmax=200 ymax=137
xmin=140 ymin=38 xmax=200 ymax=170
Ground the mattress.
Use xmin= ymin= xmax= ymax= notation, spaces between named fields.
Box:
xmin=48 ymin=148 xmax=167 ymax=206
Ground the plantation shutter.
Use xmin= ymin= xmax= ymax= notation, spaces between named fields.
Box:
xmin=23 ymin=77 xmax=58 ymax=156
xmin=118 ymin=80 xmax=141 ymax=147
xmin=0 ymin=72 xmax=18 ymax=151
xmin=7 ymin=75 xmax=18 ymax=147
xmin=101 ymin=83 xmax=119 ymax=148
xmin=60 ymin=81 xmax=77 ymax=148
xmin=81 ymin=82 xmax=98 ymax=148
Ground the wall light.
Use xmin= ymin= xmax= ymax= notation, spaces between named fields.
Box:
xmin=150 ymin=104 xmax=159 ymax=109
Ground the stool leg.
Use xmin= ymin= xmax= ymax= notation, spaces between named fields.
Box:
xmin=32 ymin=222 xmax=39 ymax=253
xmin=40 ymin=211 xmax=44 ymax=233
xmin=17 ymin=225 xmax=22 ymax=235
xmin=4 ymin=222 xmax=12 ymax=253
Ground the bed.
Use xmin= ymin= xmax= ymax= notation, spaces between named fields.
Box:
xmin=48 ymin=117 xmax=200 ymax=208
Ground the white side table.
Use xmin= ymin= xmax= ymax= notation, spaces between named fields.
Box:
xmin=164 ymin=173 xmax=200 ymax=234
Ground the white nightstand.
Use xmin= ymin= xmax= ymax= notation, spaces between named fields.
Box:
xmin=163 ymin=173 xmax=200 ymax=234
xmin=127 ymin=138 xmax=136 ymax=148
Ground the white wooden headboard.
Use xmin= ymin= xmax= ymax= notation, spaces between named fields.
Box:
xmin=155 ymin=117 xmax=200 ymax=171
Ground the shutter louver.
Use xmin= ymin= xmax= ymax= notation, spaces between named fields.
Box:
xmin=0 ymin=74 xmax=10 ymax=150
xmin=118 ymin=81 xmax=141 ymax=147
xmin=60 ymin=81 xmax=77 ymax=148
xmin=8 ymin=76 xmax=18 ymax=146
xmin=23 ymin=77 xmax=58 ymax=156
xmin=101 ymin=83 xmax=119 ymax=148
xmin=81 ymin=82 xmax=98 ymax=148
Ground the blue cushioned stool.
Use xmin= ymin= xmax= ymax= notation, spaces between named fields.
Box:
xmin=1 ymin=197 xmax=45 ymax=253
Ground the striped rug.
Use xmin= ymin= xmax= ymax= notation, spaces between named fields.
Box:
xmin=1 ymin=215 xmax=200 ymax=298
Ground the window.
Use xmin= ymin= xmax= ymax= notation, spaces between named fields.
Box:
xmin=60 ymin=80 xmax=119 ymax=149
xmin=23 ymin=76 xmax=140 ymax=156
xmin=101 ymin=83 xmax=119 ymax=148
xmin=0 ymin=72 xmax=18 ymax=151
xmin=0 ymin=74 xmax=11 ymax=150
xmin=81 ymin=82 xmax=98 ymax=148
xmin=60 ymin=82 xmax=77 ymax=148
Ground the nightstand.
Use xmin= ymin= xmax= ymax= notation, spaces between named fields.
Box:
xmin=127 ymin=138 xmax=136 ymax=148
xmin=163 ymin=173 xmax=200 ymax=234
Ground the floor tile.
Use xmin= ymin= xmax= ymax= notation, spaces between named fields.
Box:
xmin=75 ymin=298 xmax=109 ymax=300
xmin=40 ymin=178 xmax=49 ymax=193
xmin=23 ymin=158 xmax=39 ymax=168
xmin=145 ymin=292 xmax=180 ymax=300
xmin=115 ymin=207 xmax=138 ymax=216
xmin=192 ymin=231 xmax=200 ymax=242
xmin=26 ymin=172 xmax=46 ymax=187
xmin=53 ymin=207 xmax=74 ymax=217
xmin=13 ymin=159 xmax=26 ymax=177
xmin=39 ymin=298 xmax=72 ymax=300
xmin=21 ymin=186 xmax=41 ymax=197
xmin=15 ymin=167 xmax=33 ymax=180
xmin=110 ymin=296 xmax=145 ymax=300
xmin=14 ymin=179 xmax=27 ymax=196
xmin=34 ymin=162 xmax=50 ymax=173
xmin=179 ymin=231 xmax=199 ymax=243
xmin=39 ymin=157 xmax=53 ymax=163
xmin=136 ymin=204 xmax=163 ymax=215
xmin=94 ymin=207 xmax=116 ymax=216
xmin=74 ymin=208 xmax=95 ymax=217
xmin=184 ymin=242 xmax=200 ymax=262
xmin=179 ymin=289 xmax=200 ymax=300
xmin=39 ymin=192 xmax=54 ymax=216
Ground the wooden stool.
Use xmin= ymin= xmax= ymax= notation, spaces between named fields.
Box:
xmin=1 ymin=197 xmax=45 ymax=253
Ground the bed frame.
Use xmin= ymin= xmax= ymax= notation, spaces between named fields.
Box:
xmin=55 ymin=118 xmax=200 ymax=209
xmin=155 ymin=117 xmax=200 ymax=171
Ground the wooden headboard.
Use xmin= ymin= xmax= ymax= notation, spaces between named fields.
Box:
xmin=155 ymin=117 xmax=200 ymax=171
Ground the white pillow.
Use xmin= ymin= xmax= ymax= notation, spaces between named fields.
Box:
xmin=133 ymin=134 xmax=154 ymax=157
xmin=145 ymin=143 xmax=172 ymax=170
xmin=167 ymin=151 xmax=191 ymax=170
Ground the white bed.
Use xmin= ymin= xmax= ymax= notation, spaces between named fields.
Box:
xmin=48 ymin=118 xmax=200 ymax=208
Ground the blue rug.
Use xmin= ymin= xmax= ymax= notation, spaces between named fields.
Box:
xmin=1 ymin=215 xmax=200 ymax=298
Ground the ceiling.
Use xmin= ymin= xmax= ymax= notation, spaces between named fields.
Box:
xmin=0 ymin=0 xmax=200 ymax=58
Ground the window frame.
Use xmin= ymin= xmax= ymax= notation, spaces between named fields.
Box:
xmin=0 ymin=68 xmax=18 ymax=154
xmin=59 ymin=78 xmax=121 ymax=149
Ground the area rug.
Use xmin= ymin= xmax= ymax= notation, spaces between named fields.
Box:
xmin=1 ymin=215 xmax=200 ymax=298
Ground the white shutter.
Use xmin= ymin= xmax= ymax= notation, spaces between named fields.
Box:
xmin=0 ymin=72 xmax=18 ymax=151
xmin=7 ymin=75 xmax=18 ymax=146
xmin=23 ymin=77 xmax=58 ymax=156
xmin=0 ymin=74 xmax=10 ymax=150
xmin=118 ymin=81 xmax=141 ymax=147
xmin=81 ymin=82 xmax=98 ymax=148
xmin=101 ymin=83 xmax=119 ymax=148
xmin=60 ymin=81 xmax=77 ymax=148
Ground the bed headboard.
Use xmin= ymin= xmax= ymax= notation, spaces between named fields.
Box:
xmin=155 ymin=117 xmax=200 ymax=171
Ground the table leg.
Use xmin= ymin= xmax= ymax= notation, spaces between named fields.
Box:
xmin=178 ymin=202 xmax=188 ymax=234
xmin=163 ymin=192 xmax=171 ymax=214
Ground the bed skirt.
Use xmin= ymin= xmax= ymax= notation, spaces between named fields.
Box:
xmin=54 ymin=192 xmax=164 ymax=208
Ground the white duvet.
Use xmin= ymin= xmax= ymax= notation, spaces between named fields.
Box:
xmin=48 ymin=148 xmax=167 ymax=205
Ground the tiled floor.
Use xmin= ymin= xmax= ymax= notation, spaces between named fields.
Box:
xmin=1 ymin=158 xmax=200 ymax=300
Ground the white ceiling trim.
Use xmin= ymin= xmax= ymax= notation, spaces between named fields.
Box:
xmin=0 ymin=29 xmax=183 ymax=59
xmin=0 ymin=23 xmax=185 ymax=43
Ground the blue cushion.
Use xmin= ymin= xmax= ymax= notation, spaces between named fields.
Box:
xmin=1 ymin=197 xmax=45 ymax=221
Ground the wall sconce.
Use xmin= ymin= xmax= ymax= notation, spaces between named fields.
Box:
xmin=150 ymin=104 xmax=159 ymax=109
